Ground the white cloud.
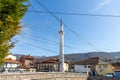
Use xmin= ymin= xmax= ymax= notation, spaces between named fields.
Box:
xmin=95 ymin=0 xmax=112 ymax=10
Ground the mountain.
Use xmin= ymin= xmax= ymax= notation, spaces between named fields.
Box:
xmin=13 ymin=54 xmax=23 ymax=59
xmin=13 ymin=51 xmax=120 ymax=62
xmin=36 ymin=52 xmax=115 ymax=62
xmin=110 ymin=52 xmax=120 ymax=58
xmin=64 ymin=52 xmax=114 ymax=62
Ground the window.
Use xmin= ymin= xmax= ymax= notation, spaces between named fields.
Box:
xmin=103 ymin=64 xmax=107 ymax=68
xmin=84 ymin=66 xmax=87 ymax=68
xmin=88 ymin=66 xmax=91 ymax=68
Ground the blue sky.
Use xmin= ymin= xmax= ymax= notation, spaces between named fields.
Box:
xmin=11 ymin=0 xmax=120 ymax=56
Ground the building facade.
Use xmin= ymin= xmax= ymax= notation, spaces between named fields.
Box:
xmin=19 ymin=55 xmax=35 ymax=68
xmin=19 ymin=55 xmax=36 ymax=72
xmin=0 ymin=54 xmax=21 ymax=72
xmin=36 ymin=58 xmax=69 ymax=72
xmin=73 ymin=57 xmax=114 ymax=76
xmin=112 ymin=62 xmax=120 ymax=72
xmin=96 ymin=62 xmax=114 ymax=75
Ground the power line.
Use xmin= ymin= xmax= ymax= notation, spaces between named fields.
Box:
xmin=28 ymin=10 xmax=120 ymax=18
xmin=35 ymin=0 xmax=102 ymax=51
xmin=22 ymin=31 xmax=89 ymax=52
xmin=14 ymin=39 xmax=57 ymax=54
xmin=28 ymin=1 xmax=90 ymax=52
xmin=28 ymin=24 xmax=58 ymax=36
xmin=22 ymin=31 xmax=58 ymax=44
xmin=29 ymin=1 xmax=58 ymax=38
xmin=22 ymin=32 xmax=58 ymax=45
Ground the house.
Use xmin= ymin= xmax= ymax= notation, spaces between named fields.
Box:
xmin=0 ymin=54 xmax=21 ymax=72
xmin=96 ymin=61 xmax=114 ymax=75
xmin=19 ymin=55 xmax=36 ymax=72
xmin=112 ymin=62 xmax=120 ymax=72
xmin=73 ymin=57 xmax=113 ymax=76
xmin=73 ymin=57 xmax=99 ymax=75
xmin=19 ymin=55 xmax=35 ymax=68
xmin=35 ymin=58 xmax=69 ymax=72
xmin=5 ymin=54 xmax=16 ymax=60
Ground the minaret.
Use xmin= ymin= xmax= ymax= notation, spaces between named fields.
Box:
xmin=59 ymin=20 xmax=64 ymax=72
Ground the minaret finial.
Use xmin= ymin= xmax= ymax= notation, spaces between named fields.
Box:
xmin=60 ymin=19 xmax=63 ymax=31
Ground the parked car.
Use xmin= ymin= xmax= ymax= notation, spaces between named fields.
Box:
xmin=104 ymin=73 xmax=114 ymax=77
xmin=114 ymin=72 xmax=120 ymax=78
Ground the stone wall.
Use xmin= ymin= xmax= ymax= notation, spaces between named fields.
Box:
xmin=0 ymin=72 xmax=88 ymax=80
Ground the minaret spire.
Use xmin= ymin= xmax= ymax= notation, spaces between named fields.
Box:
xmin=59 ymin=19 xmax=64 ymax=72
xmin=60 ymin=19 xmax=63 ymax=31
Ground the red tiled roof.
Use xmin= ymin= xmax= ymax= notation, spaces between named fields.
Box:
xmin=22 ymin=55 xmax=34 ymax=59
xmin=20 ymin=55 xmax=35 ymax=59
xmin=36 ymin=58 xmax=69 ymax=64
xmin=114 ymin=67 xmax=120 ymax=69
xmin=39 ymin=58 xmax=59 ymax=63
xmin=5 ymin=59 xmax=21 ymax=64
xmin=112 ymin=62 xmax=120 ymax=68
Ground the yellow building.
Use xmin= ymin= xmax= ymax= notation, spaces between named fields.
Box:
xmin=96 ymin=62 xmax=114 ymax=75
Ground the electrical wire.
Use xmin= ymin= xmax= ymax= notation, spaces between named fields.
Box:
xmin=28 ymin=1 xmax=91 ymax=52
xmin=29 ymin=1 xmax=58 ymax=38
xmin=22 ymin=31 xmax=89 ymax=52
xmin=14 ymin=39 xmax=58 ymax=54
xmin=28 ymin=10 xmax=120 ymax=18
xmin=35 ymin=0 xmax=103 ymax=51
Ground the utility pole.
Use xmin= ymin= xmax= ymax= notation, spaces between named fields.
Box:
xmin=59 ymin=20 xmax=64 ymax=72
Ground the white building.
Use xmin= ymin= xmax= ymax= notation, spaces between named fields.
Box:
xmin=73 ymin=57 xmax=99 ymax=76
xmin=74 ymin=65 xmax=91 ymax=73
xmin=0 ymin=54 xmax=21 ymax=72
xmin=5 ymin=54 xmax=16 ymax=60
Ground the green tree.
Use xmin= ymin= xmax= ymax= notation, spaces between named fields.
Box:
xmin=0 ymin=0 xmax=29 ymax=65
